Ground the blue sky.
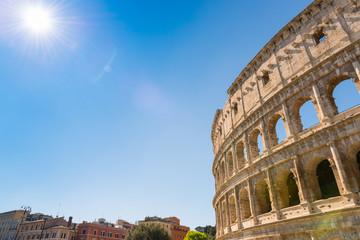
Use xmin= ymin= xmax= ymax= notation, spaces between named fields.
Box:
xmin=0 ymin=0 xmax=318 ymax=229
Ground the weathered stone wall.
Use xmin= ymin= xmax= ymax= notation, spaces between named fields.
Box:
xmin=211 ymin=0 xmax=360 ymax=239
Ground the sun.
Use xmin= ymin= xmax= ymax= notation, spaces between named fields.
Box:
xmin=22 ymin=6 xmax=53 ymax=34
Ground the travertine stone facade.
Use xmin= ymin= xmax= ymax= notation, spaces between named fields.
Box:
xmin=211 ymin=0 xmax=360 ymax=239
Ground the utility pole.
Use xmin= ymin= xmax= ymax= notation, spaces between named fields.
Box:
xmin=14 ymin=206 xmax=31 ymax=240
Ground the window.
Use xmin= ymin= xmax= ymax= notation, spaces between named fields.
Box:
xmin=82 ymin=230 xmax=86 ymax=235
xmin=100 ymin=232 xmax=105 ymax=237
xmin=93 ymin=231 xmax=97 ymax=236
xmin=232 ymin=103 xmax=238 ymax=114
xmin=121 ymin=235 xmax=125 ymax=239
xmin=51 ymin=233 xmax=56 ymax=238
xmin=115 ymin=234 xmax=119 ymax=239
xmin=313 ymin=27 xmax=326 ymax=45
xmin=108 ymin=233 xmax=112 ymax=238
xmin=45 ymin=234 xmax=49 ymax=239
xmin=262 ymin=71 xmax=270 ymax=85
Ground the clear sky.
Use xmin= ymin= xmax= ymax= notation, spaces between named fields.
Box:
xmin=0 ymin=0 xmax=318 ymax=229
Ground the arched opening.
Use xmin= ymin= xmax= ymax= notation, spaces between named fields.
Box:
xmin=249 ymin=129 xmax=263 ymax=158
xmin=257 ymin=134 xmax=264 ymax=155
xmin=268 ymin=114 xmax=287 ymax=147
xmin=330 ymin=78 xmax=360 ymax=114
xmin=277 ymin=170 xmax=300 ymax=208
xmin=229 ymin=195 xmax=236 ymax=224
xmin=299 ymin=100 xmax=319 ymax=130
xmin=222 ymin=201 xmax=227 ymax=228
xmin=236 ymin=141 xmax=246 ymax=169
xmin=287 ymin=173 xmax=300 ymax=207
xmin=239 ymin=188 xmax=251 ymax=219
xmin=227 ymin=152 xmax=234 ymax=176
xmin=293 ymin=97 xmax=320 ymax=133
xmin=316 ymin=160 xmax=340 ymax=199
xmin=255 ymin=179 xmax=272 ymax=215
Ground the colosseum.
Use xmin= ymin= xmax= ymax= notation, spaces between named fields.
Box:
xmin=211 ymin=0 xmax=360 ymax=239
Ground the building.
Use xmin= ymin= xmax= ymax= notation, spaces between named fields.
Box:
xmin=138 ymin=217 xmax=171 ymax=236
xmin=164 ymin=217 xmax=189 ymax=240
xmin=76 ymin=219 xmax=132 ymax=240
xmin=0 ymin=210 xmax=28 ymax=240
xmin=17 ymin=215 xmax=77 ymax=240
xmin=211 ymin=0 xmax=360 ymax=239
xmin=138 ymin=216 xmax=189 ymax=240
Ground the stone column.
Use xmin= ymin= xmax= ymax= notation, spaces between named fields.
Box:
xmin=219 ymin=202 xmax=224 ymax=235
xmin=228 ymin=99 xmax=234 ymax=131
xmin=225 ymin=195 xmax=231 ymax=233
xmin=223 ymin=154 xmax=228 ymax=181
xmin=244 ymin=132 xmax=252 ymax=165
xmin=282 ymin=102 xmax=295 ymax=137
xmin=247 ymin=179 xmax=258 ymax=225
xmin=232 ymin=142 xmax=238 ymax=172
xmin=328 ymin=142 xmax=352 ymax=194
xmin=255 ymin=74 xmax=264 ymax=105
xmin=336 ymin=7 xmax=353 ymax=36
xmin=292 ymin=156 xmax=310 ymax=203
xmin=260 ymin=118 xmax=271 ymax=152
xmin=239 ymin=85 xmax=247 ymax=118
xmin=266 ymin=169 xmax=280 ymax=220
xmin=352 ymin=60 xmax=360 ymax=94
xmin=292 ymin=156 xmax=312 ymax=214
xmin=312 ymin=83 xmax=329 ymax=121
xmin=233 ymin=187 xmax=242 ymax=229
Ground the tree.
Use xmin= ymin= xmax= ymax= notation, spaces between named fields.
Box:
xmin=126 ymin=224 xmax=171 ymax=240
xmin=184 ymin=231 xmax=207 ymax=240
xmin=194 ymin=225 xmax=216 ymax=240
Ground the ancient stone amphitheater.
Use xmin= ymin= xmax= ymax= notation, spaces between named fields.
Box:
xmin=211 ymin=0 xmax=360 ymax=239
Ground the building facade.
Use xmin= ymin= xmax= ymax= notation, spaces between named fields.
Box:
xmin=76 ymin=219 xmax=131 ymax=240
xmin=138 ymin=217 xmax=172 ymax=236
xmin=164 ymin=217 xmax=189 ymax=240
xmin=211 ymin=0 xmax=360 ymax=239
xmin=0 ymin=210 xmax=27 ymax=240
xmin=17 ymin=216 xmax=76 ymax=240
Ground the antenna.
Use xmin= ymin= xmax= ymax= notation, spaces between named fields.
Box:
xmin=57 ymin=203 xmax=61 ymax=217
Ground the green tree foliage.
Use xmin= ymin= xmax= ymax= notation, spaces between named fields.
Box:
xmin=184 ymin=231 xmax=207 ymax=240
xmin=194 ymin=225 xmax=216 ymax=240
xmin=203 ymin=226 xmax=216 ymax=237
xmin=126 ymin=224 xmax=171 ymax=240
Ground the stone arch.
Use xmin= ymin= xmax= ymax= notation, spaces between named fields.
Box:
xmin=239 ymin=188 xmax=251 ymax=219
xmin=249 ymin=129 xmax=263 ymax=158
xmin=221 ymin=201 xmax=227 ymax=228
xmin=229 ymin=195 xmax=237 ymax=224
xmin=292 ymin=96 xmax=320 ymax=133
xmin=227 ymin=151 xmax=234 ymax=176
xmin=255 ymin=179 xmax=272 ymax=215
xmin=268 ymin=113 xmax=287 ymax=147
xmin=326 ymin=75 xmax=360 ymax=116
xmin=306 ymin=157 xmax=340 ymax=200
xmin=236 ymin=141 xmax=246 ymax=169
xmin=276 ymin=169 xmax=300 ymax=208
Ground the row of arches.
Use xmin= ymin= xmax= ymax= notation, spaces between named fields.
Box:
xmin=216 ymin=148 xmax=360 ymax=230
xmin=215 ymin=77 xmax=360 ymax=187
